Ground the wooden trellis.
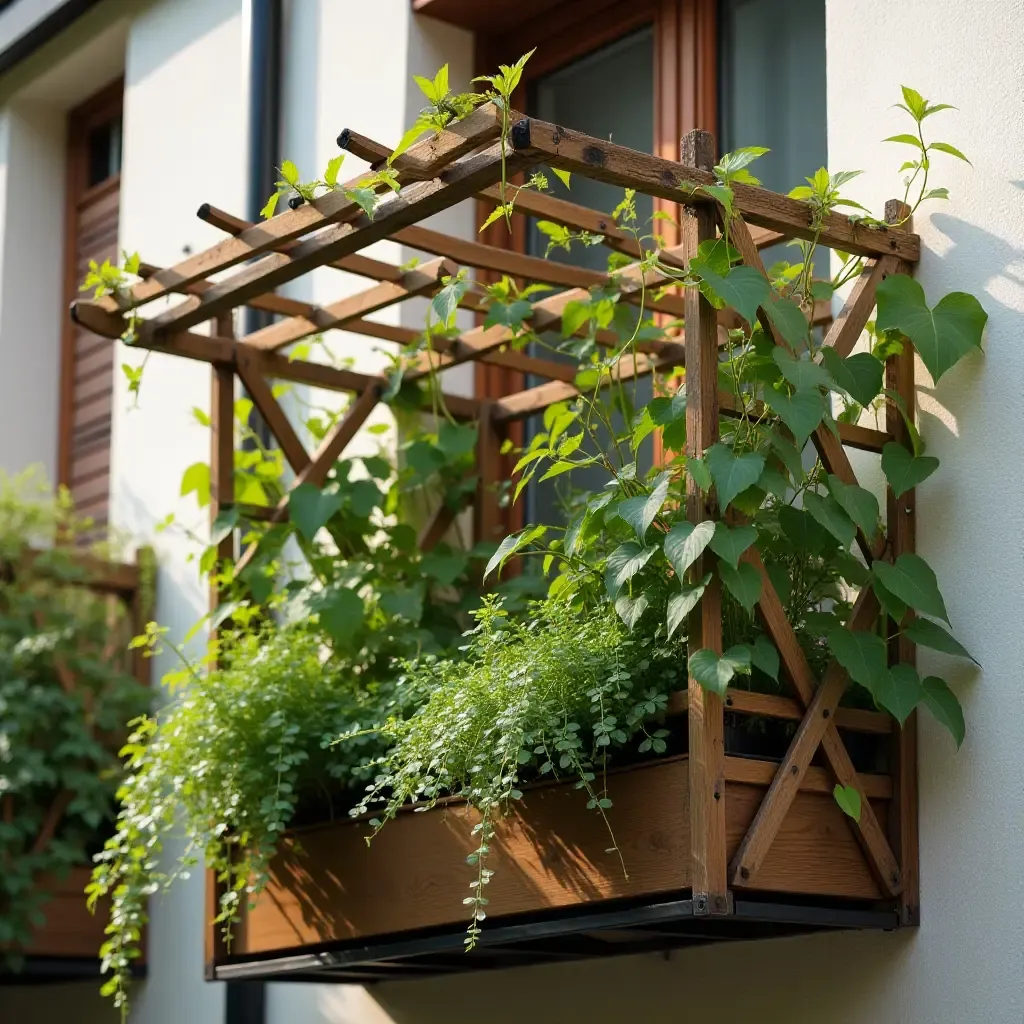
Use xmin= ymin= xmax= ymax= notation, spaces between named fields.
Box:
xmin=72 ymin=101 xmax=922 ymax=972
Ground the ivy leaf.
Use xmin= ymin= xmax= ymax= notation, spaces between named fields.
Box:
xmin=688 ymin=646 xmax=751 ymax=697
xmin=704 ymin=443 xmax=765 ymax=511
xmin=718 ymin=560 xmax=762 ymax=614
xmin=874 ymin=576 xmax=908 ymax=625
xmin=708 ymin=522 xmax=757 ymax=569
xmin=929 ymin=141 xmax=971 ymax=164
xmin=313 ymin=587 xmax=364 ymax=645
xmin=804 ymin=492 xmax=857 ymax=550
xmin=751 ymin=635 xmax=780 ymax=681
xmin=260 ymin=191 xmax=281 ymax=219
xmin=880 ymin=442 xmax=939 ymax=497
xmin=432 ymin=276 xmax=469 ymax=328
xmin=210 ymin=506 xmax=240 ymax=546
xmin=773 ymin=348 xmax=829 ymax=391
xmin=379 ymin=585 xmax=424 ymax=624
xmin=666 ymin=575 xmax=710 ymax=640
xmin=180 ymin=462 xmax=211 ymax=508
xmin=552 ymin=167 xmax=572 ymax=189
xmin=820 ymin=348 xmax=885 ymax=406
xmin=615 ymin=592 xmax=650 ymax=631
xmin=664 ymin=520 xmax=715 ymax=578
xmin=872 ymin=553 xmax=949 ymax=622
xmin=873 ymin=663 xmax=924 ymax=723
xmin=764 ymin=387 xmax=826 ymax=448
xmin=604 ymin=541 xmax=658 ymax=597
xmin=903 ymin=617 xmax=978 ymax=665
xmin=279 ymin=159 xmax=299 ymax=186
xmin=778 ymin=505 xmax=830 ymax=555
xmin=689 ymin=261 xmax=770 ymax=327
xmin=765 ymin=295 xmax=809 ymax=348
xmin=828 ymin=626 xmax=888 ymax=691
xmin=419 ymin=549 xmax=468 ymax=586
xmin=833 ymin=784 xmax=862 ymax=822
xmin=323 ymin=154 xmax=344 ymax=188
xmin=289 ymin=483 xmax=344 ymax=541
xmin=617 ymin=471 xmax=671 ymax=543
xmin=827 ymin=475 xmax=879 ymax=538
xmin=875 ymin=275 xmax=987 ymax=384
xmin=437 ymin=421 xmax=478 ymax=459
xmin=921 ymin=676 xmax=966 ymax=748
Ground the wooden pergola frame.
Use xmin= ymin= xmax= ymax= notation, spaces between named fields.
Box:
xmin=72 ymin=100 xmax=921 ymax=928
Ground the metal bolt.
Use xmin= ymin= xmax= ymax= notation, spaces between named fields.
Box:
xmin=791 ymin=764 xmax=799 ymax=776
xmin=740 ymin=866 xmax=750 ymax=880
xmin=822 ymin=708 xmax=830 ymax=719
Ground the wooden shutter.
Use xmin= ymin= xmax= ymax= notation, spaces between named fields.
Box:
xmin=58 ymin=79 xmax=123 ymax=533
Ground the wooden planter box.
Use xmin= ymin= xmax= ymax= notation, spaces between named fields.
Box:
xmin=212 ymin=747 xmax=899 ymax=983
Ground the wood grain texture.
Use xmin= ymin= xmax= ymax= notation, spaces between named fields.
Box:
xmin=883 ymin=200 xmax=920 ymax=927
xmin=235 ymin=349 xmax=311 ymax=474
xmin=21 ymin=867 xmax=112 ymax=959
xmin=474 ymin=400 xmax=502 ymax=546
xmin=823 ymin=256 xmax=902 ymax=359
xmin=729 ymin=586 xmax=879 ymax=885
xmin=509 ymin=117 xmax=920 ymax=261
xmin=680 ymin=130 xmax=727 ymax=914
xmin=226 ymin=756 xmax=886 ymax=959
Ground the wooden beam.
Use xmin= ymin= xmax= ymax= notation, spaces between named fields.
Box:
xmin=242 ymin=257 xmax=456 ymax=351
xmin=728 ymin=585 xmax=880 ymax=886
xmin=96 ymin=104 xmax=503 ymax=315
xmin=680 ymin=130 xmax=728 ymax=917
xmin=724 ymin=757 xmax=892 ymax=801
xmin=740 ymin=546 xmax=902 ymax=896
xmin=508 ymin=116 xmax=921 ymax=262
xmin=474 ymin=399 xmax=502 ymax=546
xmin=142 ymin=141 xmax=535 ymax=337
xmin=822 ymin=256 xmax=902 ymax=360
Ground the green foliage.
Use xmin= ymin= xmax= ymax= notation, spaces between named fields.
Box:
xmin=0 ymin=469 xmax=148 ymax=961
xmin=351 ymin=594 xmax=684 ymax=947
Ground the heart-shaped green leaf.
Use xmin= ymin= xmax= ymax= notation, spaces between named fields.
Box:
xmin=778 ymin=505 xmax=830 ymax=555
xmin=689 ymin=261 xmax=771 ymax=327
xmin=708 ymin=522 xmax=757 ymax=568
xmin=615 ymin=592 xmax=650 ymax=631
xmin=880 ymin=442 xmax=939 ymax=497
xmin=313 ymin=587 xmax=364 ymax=645
xmin=605 ymin=541 xmax=658 ymax=596
xmin=764 ymin=386 xmax=827 ymax=447
xmin=773 ymin=348 xmax=830 ymax=391
xmin=751 ymin=634 xmax=780 ymax=681
xmin=903 ymin=617 xmax=978 ymax=665
xmin=666 ymin=574 xmax=710 ymax=640
xmin=687 ymin=456 xmax=712 ymax=492
xmin=705 ymin=443 xmax=765 ymax=511
xmin=876 ymin=275 xmax=987 ymax=383
xmin=688 ymin=645 xmax=752 ymax=697
xmin=718 ymin=560 xmax=762 ymax=613
xmin=873 ymin=553 xmax=949 ymax=622
xmin=664 ymin=520 xmax=715 ymax=579
xmin=804 ymin=492 xmax=857 ymax=550
xmin=618 ymin=471 xmax=671 ymax=542
xmin=872 ymin=663 xmax=924 ymax=723
xmin=921 ymin=676 xmax=966 ymax=748
xmin=820 ymin=348 xmax=885 ymax=406
xmin=766 ymin=296 xmax=809 ymax=348
xmin=484 ymin=525 xmax=546 ymax=580
xmin=828 ymin=626 xmax=888 ymax=690
xmin=379 ymin=584 xmax=425 ymax=624
xmin=289 ymin=483 xmax=344 ymax=541
xmin=833 ymin=784 xmax=862 ymax=821
xmin=874 ymin=576 xmax=908 ymax=625
xmin=827 ymin=475 xmax=880 ymax=538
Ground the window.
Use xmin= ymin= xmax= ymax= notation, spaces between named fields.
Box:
xmin=59 ymin=80 xmax=123 ymax=535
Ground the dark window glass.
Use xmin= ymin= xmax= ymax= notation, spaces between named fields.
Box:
xmin=87 ymin=116 xmax=122 ymax=187
xmin=524 ymin=28 xmax=656 ymax=529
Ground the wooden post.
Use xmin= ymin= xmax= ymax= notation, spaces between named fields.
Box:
xmin=205 ymin=310 xmax=235 ymax=979
xmin=884 ymin=199 xmax=920 ymax=926
xmin=681 ymin=129 xmax=728 ymax=916
xmin=474 ymin=399 xmax=503 ymax=546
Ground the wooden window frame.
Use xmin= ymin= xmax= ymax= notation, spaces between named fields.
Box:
xmin=474 ymin=1 xmax=716 ymax=529
xmin=58 ymin=77 xmax=124 ymax=490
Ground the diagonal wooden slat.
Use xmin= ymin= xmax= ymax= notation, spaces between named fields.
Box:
xmin=243 ymin=257 xmax=456 ymax=351
xmin=234 ymin=385 xmax=382 ymax=575
xmin=740 ymin=547 xmax=902 ymax=895
xmin=822 ymin=255 xmax=902 ymax=359
xmin=142 ymin=141 xmax=536 ymax=338
xmin=728 ymin=582 xmax=880 ymax=885
xmin=235 ymin=348 xmax=311 ymax=475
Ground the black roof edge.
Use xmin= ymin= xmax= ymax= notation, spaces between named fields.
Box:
xmin=0 ymin=0 xmax=103 ymax=79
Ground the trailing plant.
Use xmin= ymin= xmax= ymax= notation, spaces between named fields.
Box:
xmin=352 ymin=593 xmax=685 ymax=947
xmin=0 ymin=468 xmax=149 ymax=963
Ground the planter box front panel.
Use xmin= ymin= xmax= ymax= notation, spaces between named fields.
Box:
xmin=231 ymin=756 xmax=886 ymax=959
xmin=22 ymin=867 xmax=105 ymax=959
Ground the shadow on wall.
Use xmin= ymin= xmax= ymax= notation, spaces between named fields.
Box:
xmin=371 ymin=926 xmax=918 ymax=1024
